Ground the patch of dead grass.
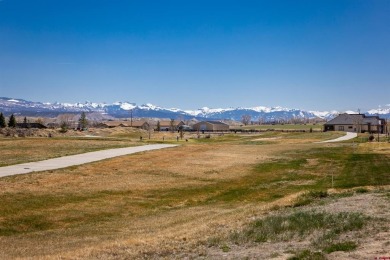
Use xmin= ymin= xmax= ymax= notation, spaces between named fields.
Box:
xmin=0 ymin=132 xmax=388 ymax=259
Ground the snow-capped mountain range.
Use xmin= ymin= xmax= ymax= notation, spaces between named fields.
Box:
xmin=1 ymin=97 xmax=389 ymax=121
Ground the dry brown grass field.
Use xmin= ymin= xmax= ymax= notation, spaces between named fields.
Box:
xmin=0 ymin=129 xmax=389 ymax=259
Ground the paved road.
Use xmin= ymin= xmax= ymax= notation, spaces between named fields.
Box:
xmin=317 ymin=132 xmax=358 ymax=143
xmin=0 ymin=144 xmax=178 ymax=178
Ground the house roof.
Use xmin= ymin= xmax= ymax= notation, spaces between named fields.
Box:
xmin=130 ymin=121 xmax=149 ymax=127
xmin=102 ymin=121 xmax=148 ymax=127
xmin=196 ymin=121 xmax=229 ymax=126
xmin=325 ymin=114 xmax=383 ymax=125
xmin=102 ymin=121 xmax=126 ymax=127
xmin=158 ymin=120 xmax=184 ymax=127
xmin=325 ymin=114 xmax=364 ymax=125
xmin=16 ymin=123 xmax=47 ymax=128
xmin=363 ymin=116 xmax=382 ymax=125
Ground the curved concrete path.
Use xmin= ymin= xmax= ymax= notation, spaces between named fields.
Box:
xmin=0 ymin=144 xmax=178 ymax=178
xmin=317 ymin=132 xmax=357 ymax=143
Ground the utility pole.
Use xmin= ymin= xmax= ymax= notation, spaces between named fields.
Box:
xmin=377 ymin=114 xmax=380 ymax=142
xmin=130 ymin=109 xmax=133 ymax=127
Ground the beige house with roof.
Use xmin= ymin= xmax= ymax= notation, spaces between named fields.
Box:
xmin=324 ymin=113 xmax=386 ymax=133
xmin=192 ymin=121 xmax=230 ymax=132
xmin=158 ymin=120 xmax=185 ymax=131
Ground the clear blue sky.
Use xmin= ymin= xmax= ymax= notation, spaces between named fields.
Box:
xmin=0 ymin=0 xmax=389 ymax=111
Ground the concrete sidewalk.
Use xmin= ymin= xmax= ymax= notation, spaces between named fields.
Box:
xmin=317 ymin=132 xmax=357 ymax=143
xmin=0 ymin=144 xmax=178 ymax=178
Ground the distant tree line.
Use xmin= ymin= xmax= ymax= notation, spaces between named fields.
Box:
xmin=240 ymin=113 xmax=325 ymax=126
xmin=0 ymin=112 xmax=90 ymax=131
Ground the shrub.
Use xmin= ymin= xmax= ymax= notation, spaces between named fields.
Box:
xmin=59 ymin=121 xmax=68 ymax=133
xmin=288 ymin=250 xmax=326 ymax=260
xmin=293 ymin=190 xmax=328 ymax=207
xmin=323 ymin=241 xmax=357 ymax=253
xmin=355 ymin=188 xmax=369 ymax=194
xmin=230 ymin=211 xmax=367 ymax=245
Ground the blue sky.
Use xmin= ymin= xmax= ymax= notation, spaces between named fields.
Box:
xmin=0 ymin=0 xmax=389 ymax=111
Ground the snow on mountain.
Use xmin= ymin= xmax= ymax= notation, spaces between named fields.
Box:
xmin=344 ymin=110 xmax=358 ymax=114
xmin=309 ymin=110 xmax=339 ymax=119
xmin=1 ymin=97 xmax=389 ymax=121
xmin=113 ymin=102 xmax=136 ymax=111
xmin=367 ymin=105 xmax=390 ymax=115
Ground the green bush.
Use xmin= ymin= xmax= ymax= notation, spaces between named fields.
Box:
xmin=230 ymin=211 xmax=366 ymax=245
xmin=288 ymin=250 xmax=325 ymax=260
xmin=323 ymin=241 xmax=357 ymax=253
xmin=355 ymin=188 xmax=369 ymax=194
xmin=293 ymin=191 xmax=328 ymax=207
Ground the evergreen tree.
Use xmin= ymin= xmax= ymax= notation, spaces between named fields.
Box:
xmin=0 ymin=112 xmax=6 ymax=128
xmin=79 ymin=112 xmax=88 ymax=130
xmin=8 ymin=114 xmax=16 ymax=128
xmin=60 ymin=121 xmax=68 ymax=133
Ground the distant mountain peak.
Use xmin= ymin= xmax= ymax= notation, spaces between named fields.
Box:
xmin=0 ymin=97 xmax=388 ymax=120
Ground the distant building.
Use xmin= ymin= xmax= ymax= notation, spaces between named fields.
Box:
xmin=130 ymin=121 xmax=150 ymax=130
xmin=99 ymin=120 xmax=149 ymax=130
xmin=16 ymin=123 xmax=47 ymax=129
xmin=158 ymin=120 xmax=185 ymax=131
xmin=192 ymin=121 xmax=230 ymax=132
xmin=324 ymin=113 xmax=386 ymax=133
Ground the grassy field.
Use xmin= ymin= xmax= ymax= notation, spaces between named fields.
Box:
xmin=0 ymin=137 xmax=140 ymax=166
xmin=0 ymin=130 xmax=389 ymax=259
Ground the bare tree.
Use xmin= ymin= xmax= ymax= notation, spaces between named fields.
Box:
xmin=147 ymin=120 xmax=156 ymax=139
xmin=352 ymin=115 xmax=364 ymax=133
xmin=179 ymin=125 xmax=184 ymax=140
xmin=241 ymin=114 xmax=251 ymax=126
xmin=258 ymin=116 xmax=265 ymax=125
xmin=35 ymin=117 xmax=46 ymax=125
xmin=57 ymin=114 xmax=75 ymax=129
xmin=170 ymin=119 xmax=175 ymax=133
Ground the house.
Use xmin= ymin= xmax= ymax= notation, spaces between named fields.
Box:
xmin=16 ymin=123 xmax=47 ymax=129
xmin=99 ymin=120 xmax=150 ymax=130
xmin=192 ymin=121 xmax=230 ymax=132
xmin=158 ymin=120 xmax=185 ymax=131
xmin=324 ymin=113 xmax=386 ymax=133
xmin=131 ymin=121 xmax=150 ymax=130
xmin=99 ymin=121 xmax=129 ymax=128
